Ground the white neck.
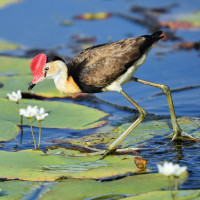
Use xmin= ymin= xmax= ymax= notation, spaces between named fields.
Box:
xmin=53 ymin=61 xmax=68 ymax=94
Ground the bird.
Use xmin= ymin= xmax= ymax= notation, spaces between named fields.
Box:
xmin=28 ymin=31 xmax=193 ymax=159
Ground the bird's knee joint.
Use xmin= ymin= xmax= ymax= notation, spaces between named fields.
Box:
xmin=161 ymin=85 xmax=170 ymax=95
xmin=139 ymin=109 xmax=146 ymax=119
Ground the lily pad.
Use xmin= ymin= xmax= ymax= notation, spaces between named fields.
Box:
xmin=0 ymin=75 xmax=63 ymax=98
xmin=176 ymin=11 xmax=200 ymax=27
xmin=0 ymin=41 xmax=19 ymax=51
xmin=68 ymin=117 xmax=199 ymax=148
xmin=0 ymin=181 xmax=33 ymax=200
xmin=0 ymin=98 xmax=108 ymax=129
xmin=123 ymin=190 xmax=200 ymax=200
xmin=37 ymin=173 xmax=187 ymax=200
xmin=0 ymin=149 xmax=138 ymax=181
xmin=0 ymin=0 xmax=22 ymax=8
xmin=0 ymin=56 xmax=31 ymax=76
xmin=0 ymin=119 xmax=20 ymax=142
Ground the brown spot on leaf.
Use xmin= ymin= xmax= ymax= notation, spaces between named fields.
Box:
xmin=134 ymin=157 xmax=148 ymax=170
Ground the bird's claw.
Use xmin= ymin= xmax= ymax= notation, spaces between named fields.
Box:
xmin=166 ymin=129 xmax=198 ymax=141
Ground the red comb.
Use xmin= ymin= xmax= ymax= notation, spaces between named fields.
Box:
xmin=30 ymin=54 xmax=47 ymax=83
xmin=30 ymin=53 xmax=47 ymax=72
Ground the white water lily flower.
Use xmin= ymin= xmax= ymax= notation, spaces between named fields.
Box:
xmin=35 ymin=107 xmax=49 ymax=121
xmin=7 ymin=90 xmax=22 ymax=103
xmin=19 ymin=105 xmax=38 ymax=118
xmin=157 ymin=162 xmax=187 ymax=177
xmin=173 ymin=164 xmax=187 ymax=177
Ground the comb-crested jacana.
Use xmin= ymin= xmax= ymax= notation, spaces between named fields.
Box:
xmin=28 ymin=31 xmax=193 ymax=159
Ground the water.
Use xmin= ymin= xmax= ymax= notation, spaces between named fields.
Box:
xmin=0 ymin=0 xmax=200 ymax=194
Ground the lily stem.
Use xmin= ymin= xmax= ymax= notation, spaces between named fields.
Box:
xmin=17 ymin=102 xmax=23 ymax=144
xmin=174 ymin=176 xmax=178 ymax=199
xmin=38 ymin=121 xmax=41 ymax=150
xmin=20 ymin=115 xmax=23 ymax=144
xmin=29 ymin=118 xmax=37 ymax=150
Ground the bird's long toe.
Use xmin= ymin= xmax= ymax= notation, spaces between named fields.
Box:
xmin=166 ymin=129 xmax=198 ymax=141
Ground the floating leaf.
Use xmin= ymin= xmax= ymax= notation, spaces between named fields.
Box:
xmin=0 ymin=149 xmax=138 ymax=181
xmin=0 ymin=56 xmax=31 ymax=76
xmin=172 ymin=42 xmax=200 ymax=51
xmin=0 ymin=119 xmax=20 ymax=142
xmin=0 ymin=181 xmax=33 ymax=200
xmin=123 ymin=190 xmax=200 ymax=200
xmin=0 ymin=75 xmax=63 ymax=98
xmin=60 ymin=20 xmax=74 ymax=26
xmin=37 ymin=173 xmax=188 ymax=200
xmin=176 ymin=11 xmax=200 ymax=27
xmin=68 ymin=117 xmax=199 ymax=148
xmin=160 ymin=11 xmax=200 ymax=30
xmin=74 ymin=12 xmax=111 ymax=20
xmin=0 ymin=41 xmax=19 ymax=51
xmin=0 ymin=98 xmax=108 ymax=129
xmin=0 ymin=0 xmax=23 ymax=8
xmin=160 ymin=21 xmax=197 ymax=30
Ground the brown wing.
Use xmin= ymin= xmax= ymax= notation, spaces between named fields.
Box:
xmin=68 ymin=36 xmax=145 ymax=87
xmin=68 ymin=36 xmax=145 ymax=68
xmin=68 ymin=31 xmax=163 ymax=92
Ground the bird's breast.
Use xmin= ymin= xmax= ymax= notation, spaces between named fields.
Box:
xmin=102 ymin=65 xmax=137 ymax=92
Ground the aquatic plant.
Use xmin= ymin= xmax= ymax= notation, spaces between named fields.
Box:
xmin=35 ymin=107 xmax=49 ymax=149
xmin=19 ymin=105 xmax=38 ymax=149
xmin=7 ymin=90 xmax=22 ymax=103
xmin=157 ymin=162 xmax=187 ymax=177
xmin=157 ymin=162 xmax=187 ymax=199
xmin=7 ymin=90 xmax=23 ymax=142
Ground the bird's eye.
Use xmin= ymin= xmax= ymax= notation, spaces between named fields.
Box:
xmin=44 ymin=66 xmax=50 ymax=72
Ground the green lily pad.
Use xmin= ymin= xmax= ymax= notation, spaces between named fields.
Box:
xmin=68 ymin=117 xmax=199 ymax=148
xmin=0 ymin=41 xmax=19 ymax=51
xmin=0 ymin=119 xmax=20 ymax=142
xmin=0 ymin=149 xmax=138 ymax=181
xmin=37 ymin=173 xmax=187 ymax=200
xmin=123 ymin=190 xmax=200 ymax=200
xmin=0 ymin=75 xmax=63 ymax=98
xmin=0 ymin=98 xmax=108 ymax=129
xmin=176 ymin=11 xmax=200 ymax=27
xmin=0 ymin=0 xmax=22 ymax=8
xmin=0 ymin=181 xmax=33 ymax=200
xmin=0 ymin=56 xmax=30 ymax=76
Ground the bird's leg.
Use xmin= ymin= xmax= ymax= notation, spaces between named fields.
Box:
xmin=100 ymin=89 xmax=146 ymax=160
xmin=133 ymin=77 xmax=195 ymax=140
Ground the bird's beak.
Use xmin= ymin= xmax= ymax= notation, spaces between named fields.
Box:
xmin=28 ymin=82 xmax=36 ymax=90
